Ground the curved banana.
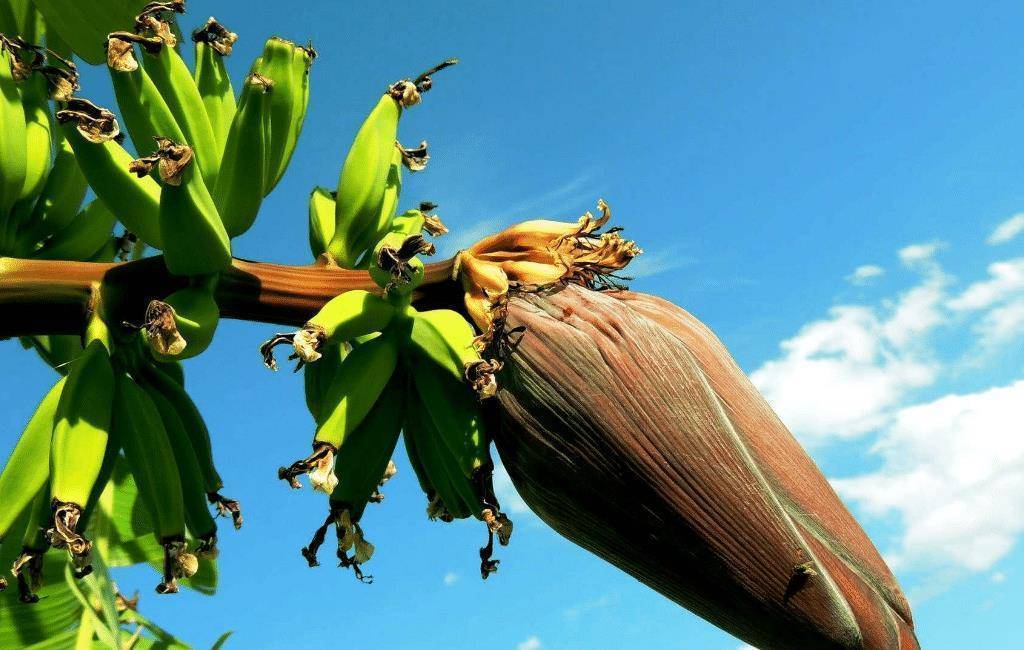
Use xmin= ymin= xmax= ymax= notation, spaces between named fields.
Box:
xmin=307 ymin=186 xmax=335 ymax=259
xmin=18 ymin=136 xmax=87 ymax=253
xmin=368 ymin=232 xmax=435 ymax=297
xmin=139 ymin=20 xmax=220 ymax=188
xmin=139 ymin=378 xmax=219 ymax=555
xmin=30 ymin=198 xmax=116 ymax=261
xmin=47 ymin=334 xmax=115 ymax=579
xmin=408 ymin=308 xmax=500 ymax=399
xmin=254 ymin=36 xmax=314 ymax=195
xmin=113 ymin=369 xmax=197 ymax=594
xmin=135 ymin=356 xmax=241 ymax=528
xmin=303 ymin=341 xmax=345 ymax=423
xmin=214 ymin=72 xmax=271 ymax=238
xmin=403 ymin=382 xmax=469 ymax=522
xmin=278 ymin=327 xmax=401 ymax=493
xmin=132 ymin=137 xmax=230 ymax=275
xmin=191 ymin=17 xmax=237 ymax=151
xmin=22 ymin=334 xmax=82 ymax=374
xmin=259 ymin=289 xmax=394 ymax=371
xmin=140 ymin=277 xmax=219 ymax=361
xmin=17 ymin=68 xmax=52 ymax=205
xmin=0 ymin=38 xmax=28 ymax=222
xmin=31 ymin=0 xmax=145 ymax=65
xmin=0 ymin=376 xmax=65 ymax=547
xmin=57 ymin=104 xmax=163 ymax=249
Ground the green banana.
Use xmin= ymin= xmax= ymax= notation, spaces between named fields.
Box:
xmin=278 ymin=327 xmax=401 ymax=493
xmin=107 ymin=32 xmax=186 ymax=160
xmin=408 ymin=308 xmax=500 ymax=399
xmin=47 ymin=333 xmax=115 ymax=578
xmin=134 ymin=356 xmax=241 ymax=528
xmin=113 ymin=370 xmax=197 ymax=594
xmin=368 ymin=231 xmax=435 ymax=296
xmin=214 ymin=72 xmax=271 ymax=238
xmin=10 ymin=484 xmax=53 ymax=603
xmin=139 ymin=379 xmax=219 ymax=554
xmin=0 ymin=38 xmax=28 ymax=222
xmin=402 ymin=381 xmax=468 ymax=522
xmin=31 ymin=0 xmax=146 ymax=65
xmin=0 ymin=0 xmax=33 ymax=39
xmin=301 ymin=372 xmax=404 ymax=576
xmin=57 ymin=105 xmax=163 ymax=249
xmin=192 ymin=17 xmax=236 ymax=152
xmin=30 ymin=198 xmax=117 ymax=261
xmin=0 ymin=377 xmax=65 ymax=546
xmin=18 ymin=136 xmax=87 ymax=253
xmin=307 ymin=186 xmax=335 ymax=258
xmin=134 ymin=137 xmax=231 ymax=276
xmin=260 ymin=289 xmax=395 ymax=371
xmin=140 ymin=21 xmax=220 ymax=188
xmin=17 ymin=67 xmax=52 ymax=204
xmin=140 ymin=277 xmax=219 ymax=361
xmin=23 ymin=334 xmax=82 ymax=374
xmin=304 ymin=341 xmax=346 ymax=423
xmin=254 ymin=36 xmax=314 ymax=194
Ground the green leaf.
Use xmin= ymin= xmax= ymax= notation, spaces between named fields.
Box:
xmin=211 ymin=631 xmax=233 ymax=649
xmin=0 ymin=555 xmax=83 ymax=647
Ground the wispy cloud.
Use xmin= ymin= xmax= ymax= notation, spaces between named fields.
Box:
xmin=516 ymin=635 xmax=542 ymax=650
xmin=846 ymin=264 xmax=885 ymax=286
xmin=626 ymin=249 xmax=696 ymax=279
xmin=493 ymin=460 xmax=532 ymax=516
xmin=987 ymin=213 xmax=1024 ymax=245
xmin=443 ymin=571 xmax=458 ymax=586
xmin=563 ymin=593 xmax=618 ymax=620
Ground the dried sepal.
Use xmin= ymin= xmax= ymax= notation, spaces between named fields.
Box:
xmin=396 ymin=140 xmax=429 ymax=171
xmin=191 ymin=17 xmax=238 ymax=56
xmin=277 ymin=442 xmax=338 ymax=493
xmin=142 ymin=299 xmax=186 ymax=356
xmin=45 ymin=501 xmax=93 ymax=578
xmin=55 ymin=98 xmax=121 ymax=143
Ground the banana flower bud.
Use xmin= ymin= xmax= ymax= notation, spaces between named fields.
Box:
xmin=488 ymin=284 xmax=918 ymax=650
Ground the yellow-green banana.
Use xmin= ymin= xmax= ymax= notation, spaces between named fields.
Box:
xmin=140 ymin=277 xmax=219 ymax=361
xmin=214 ymin=72 xmax=271 ymax=238
xmin=47 ymin=335 xmax=115 ymax=577
xmin=19 ymin=136 xmax=87 ymax=253
xmin=254 ymin=36 xmax=313 ymax=194
xmin=17 ymin=67 xmax=52 ymax=205
xmin=0 ymin=376 xmax=65 ymax=546
xmin=304 ymin=341 xmax=346 ymax=423
xmin=0 ymin=38 xmax=27 ymax=221
xmin=32 ymin=0 xmax=147 ymax=65
xmin=57 ymin=111 xmax=163 ymax=249
xmin=402 ymin=382 xmax=469 ymax=521
xmin=191 ymin=17 xmax=236 ymax=152
xmin=30 ymin=198 xmax=116 ymax=261
xmin=113 ymin=370 xmax=197 ymax=594
xmin=368 ymin=232 xmax=434 ymax=296
xmin=307 ymin=186 xmax=335 ymax=258
xmin=278 ymin=327 xmax=401 ymax=493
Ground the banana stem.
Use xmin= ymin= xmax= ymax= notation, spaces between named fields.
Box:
xmin=0 ymin=255 xmax=460 ymax=338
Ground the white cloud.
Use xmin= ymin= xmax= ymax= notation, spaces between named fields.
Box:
xmin=987 ymin=213 xmax=1024 ymax=245
xmin=990 ymin=571 xmax=1007 ymax=584
xmin=974 ymin=299 xmax=1024 ymax=349
xmin=846 ymin=264 xmax=885 ymax=286
xmin=947 ymin=258 xmax=1024 ymax=311
xmin=517 ymin=635 xmax=542 ymax=650
xmin=443 ymin=572 xmax=458 ymax=586
xmin=626 ymin=249 xmax=695 ymax=279
xmin=562 ymin=594 xmax=617 ymax=620
xmin=832 ymin=381 xmax=1024 ymax=574
xmin=898 ymin=240 xmax=945 ymax=268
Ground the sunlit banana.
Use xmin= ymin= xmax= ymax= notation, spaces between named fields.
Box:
xmin=106 ymin=32 xmax=186 ymax=159
xmin=134 ymin=355 xmax=242 ymax=528
xmin=408 ymin=307 xmax=500 ymax=399
xmin=130 ymin=137 xmax=231 ymax=275
xmin=30 ymin=198 xmax=116 ymax=261
xmin=307 ymin=186 xmax=335 ymax=259
xmin=259 ymin=289 xmax=395 ymax=371
xmin=17 ymin=64 xmax=52 ymax=205
xmin=278 ymin=327 xmax=401 ymax=493
xmin=32 ymin=0 xmax=144 ymax=65
xmin=139 ymin=378 xmax=219 ymax=555
xmin=0 ymin=37 xmax=28 ymax=221
xmin=303 ymin=341 xmax=345 ymax=423
xmin=47 ymin=323 xmax=115 ymax=579
xmin=0 ymin=376 xmax=65 ymax=550
xmin=57 ymin=100 xmax=163 ymax=248
xmin=192 ymin=17 xmax=237 ymax=151
xmin=214 ymin=72 xmax=271 ymax=238
xmin=113 ymin=369 xmax=197 ymax=594
xmin=368 ymin=232 xmax=436 ymax=296
xmin=138 ymin=9 xmax=220 ymax=188
xmin=301 ymin=372 xmax=404 ymax=579
xmin=139 ymin=276 xmax=219 ymax=361
xmin=254 ymin=36 xmax=314 ymax=194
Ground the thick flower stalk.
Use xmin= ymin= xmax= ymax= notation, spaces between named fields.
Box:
xmin=487 ymin=284 xmax=917 ymax=649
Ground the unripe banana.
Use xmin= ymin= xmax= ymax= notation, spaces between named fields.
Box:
xmin=192 ymin=17 xmax=237 ymax=152
xmin=139 ymin=379 xmax=219 ymax=554
xmin=254 ymin=36 xmax=314 ymax=195
xmin=135 ymin=356 xmax=242 ymax=528
xmin=18 ymin=136 xmax=87 ymax=253
xmin=57 ymin=107 xmax=163 ymax=249
xmin=402 ymin=381 xmax=469 ymax=521
xmin=48 ymin=336 xmax=115 ymax=577
xmin=132 ymin=137 xmax=231 ymax=276
xmin=0 ymin=38 xmax=28 ymax=220
xmin=260 ymin=289 xmax=394 ymax=370
xmin=0 ymin=376 xmax=65 ymax=545
xmin=22 ymin=334 xmax=82 ymax=374
xmin=139 ymin=23 xmax=220 ymax=188
xmin=214 ymin=72 xmax=271 ymax=238
xmin=408 ymin=308 xmax=500 ymax=399
xmin=30 ymin=198 xmax=116 ymax=261
xmin=140 ymin=277 xmax=219 ymax=361
xmin=307 ymin=186 xmax=335 ymax=259
xmin=31 ymin=0 xmax=144 ymax=65
xmin=113 ymin=370 xmax=196 ymax=594
xmin=17 ymin=69 xmax=52 ymax=204
xmin=10 ymin=484 xmax=54 ymax=603
xmin=368 ymin=232 xmax=435 ymax=296
xmin=278 ymin=327 xmax=401 ymax=493
xmin=303 ymin=341 xmax=346 ymax=423
xmin=106 ymin=33 xmax=186 ymax=159
xmin=0 ymin=1 xmax=34 ymax=39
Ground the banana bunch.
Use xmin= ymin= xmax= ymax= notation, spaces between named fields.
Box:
xmin=266 ymin=204 xmax=510 ymax=580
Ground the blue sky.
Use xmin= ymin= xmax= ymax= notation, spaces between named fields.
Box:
xmin=3 ymin=1 xmax=1024 ymax=647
